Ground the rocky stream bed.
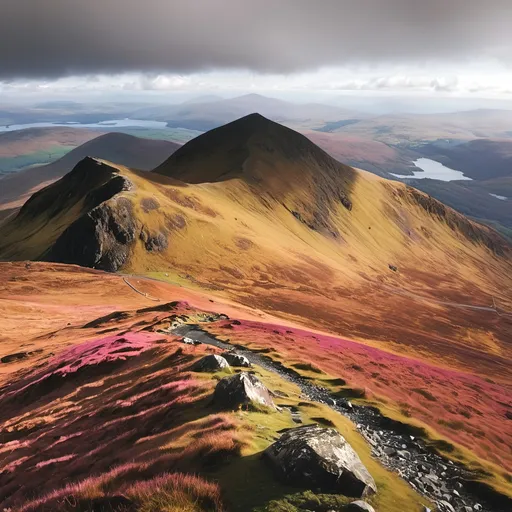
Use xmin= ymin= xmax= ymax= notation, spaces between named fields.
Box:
xmin=172 ymin=324 xmax=510 ymax=512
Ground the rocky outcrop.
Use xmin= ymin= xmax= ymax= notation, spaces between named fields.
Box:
xmin=213 ymin=372 xmax=276 ymax=410
xmin=221 ymin=351 xmax=251 ymax=367
xmin=46 ymin=195 xmax=136 ymax=272
xmin=264 ymin=424 xmax=377 ymax=498
xmin=191 ymin=355 xmax=230 ymax=372
xmin=139 ymin=227 xmax=168 ymax=252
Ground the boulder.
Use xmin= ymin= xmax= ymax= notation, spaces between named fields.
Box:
xmin=437 ymin=501 xmax=455 ymax=512
xmin=191 ymin=355 xmax=230 ymax=372
xmin=346 ymin=501 xmax=375 ymax=512
xmin=214 ymin=372 xmax=276 ymax=410
xmin=182 ymin=337 xmax=201 ymax=345
xmin=264 ymin=424 xmax=377 ymax=498
xmin=221 ymin=351 xmax=251 ymax=367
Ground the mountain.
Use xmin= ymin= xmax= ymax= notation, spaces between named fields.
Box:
xmin=181 ymin=94 xmax=225 ymax=104
xmin=0 ymin=132 xmax=180 ymax=223
xmin=1 ymin=114 xmax=509 ymax=306
xmin=323 ymin=109 xmax=512 ymax=144
xmin=1 ymin=114 xmax=512 ymax=505
xmin=134 ymin=93 xmax=363 ymax=131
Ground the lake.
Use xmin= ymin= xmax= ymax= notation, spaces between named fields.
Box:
xmin=391 ymin=158 xmax=472 ymax=182
xmin=0 ymin=119 xmax=169 ymax=132
xmin=489 ymin=193 xmax=508 ymax=201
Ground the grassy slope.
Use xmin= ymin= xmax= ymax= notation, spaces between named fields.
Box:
xmin=0 ymin=264 xmax=428 ymax=511
xmin=0 ymin=117 xmax=511 ymax=494
xmin=202 ymin=320 xmax=512 ymax=498
xmin=0 ymin=146 xmax=71 ymax=175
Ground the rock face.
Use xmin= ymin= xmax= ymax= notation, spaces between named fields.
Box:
xmin=46 ymin=195 xmax=136 ymax=272
xmin=191 ymin=354 xmax=230 ymax=372
xmin=213 ymin=372 xmax=276 ymax=410
xmin=264 ymin=424 xmax=377 ymax=498
xmin=221 ymin=351 xmax=251 ymax=367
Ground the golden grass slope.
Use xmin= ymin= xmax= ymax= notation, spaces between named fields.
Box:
xmin=0 ymin=114 xmax=511 ymax=371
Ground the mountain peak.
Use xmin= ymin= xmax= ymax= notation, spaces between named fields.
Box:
xmin=154 ymin=113 xmax=344 ymax=185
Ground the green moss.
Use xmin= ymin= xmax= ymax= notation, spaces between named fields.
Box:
xmin=254 ymin=490 xmax=352 ymax=511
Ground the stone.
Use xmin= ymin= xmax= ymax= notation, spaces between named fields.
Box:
xmin=438 ymin=501 xmax=455 ymax=512
xmin=473 ymin=505 xmax=482 ymax=511
xmin=383 ymin=446 xmax=396 ymax=456
xmin=264 ymin=424 xmax=377 ymax=498
xmin=221 ymin=352 xmax=251 ymax=367
xmin=214 ymin=372 xmax=276 ymax=410
xmin=191 ymin=355 xmax=230 ymax=372
xmin=346 ymin=501 xmax=375 ymax=512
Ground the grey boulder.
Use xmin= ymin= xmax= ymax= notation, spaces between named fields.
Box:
xmin=346 ymin=501 xmax=375 ymax=512
xmin=264 ymin=424 xmax=377 ymax=498
xmin=214 ymin=372 xmax=276 ymax=410
xmin=191 ymin=354 xmax=230 ymax=372
xmin=221 ymin=351 xmax=251 ymax=367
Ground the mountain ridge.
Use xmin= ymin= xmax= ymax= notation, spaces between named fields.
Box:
xmin=1 ymin=115 xmax=510 ymax=268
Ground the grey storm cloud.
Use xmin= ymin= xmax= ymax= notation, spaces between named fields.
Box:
xmin=1 ymin=0 xmax=511 ymax=79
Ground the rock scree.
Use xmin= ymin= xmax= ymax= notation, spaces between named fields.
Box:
xmin=264 ymin=424 xmax=377 ymax=498
xmin=213 ymin=372 xmax=276 ymax=410
xmin=172 ymin=324 xmax=509 ymax=512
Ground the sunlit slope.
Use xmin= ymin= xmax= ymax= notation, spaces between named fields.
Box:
xmin=0 ymin=114 xmax=510 ymax=309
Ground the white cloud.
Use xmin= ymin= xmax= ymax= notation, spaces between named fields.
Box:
xmin=1 ymin=63 xmax=512 ymax=104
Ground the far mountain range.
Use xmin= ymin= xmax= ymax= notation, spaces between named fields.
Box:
xmin=1 ymin=94 xmax=511 ymax=239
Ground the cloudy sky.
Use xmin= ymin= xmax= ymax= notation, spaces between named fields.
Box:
xmin=2 ymin=0 xmax=512 ymax=107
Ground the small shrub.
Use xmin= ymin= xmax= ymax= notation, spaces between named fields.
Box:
xmin=126 ymin=473 xmax=223 ymax=512
xmin=411 ymin=388 xmax=437 ymax=402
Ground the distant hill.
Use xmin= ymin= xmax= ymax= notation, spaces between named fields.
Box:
xmin=0 ymin=126 xmax=99 ymax=159
xmin=323 ymin=109 xmax=512 ymax=144
xmin=134 ymin=93 xmax=364 ymax=131
xmin=0 ymin=132 xmax=180 ymax=220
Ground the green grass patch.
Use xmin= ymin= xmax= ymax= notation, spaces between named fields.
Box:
xmin=291 ymin=362 xmax=325 ymax=374
xmin=0 ymin=146 xmax=71 ymax=175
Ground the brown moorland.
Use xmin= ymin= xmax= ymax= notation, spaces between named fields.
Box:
xmin=0 ymin=115 xmax=511 ymax=504
xmin=0 ymin=262 xmax=429 ymax=512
